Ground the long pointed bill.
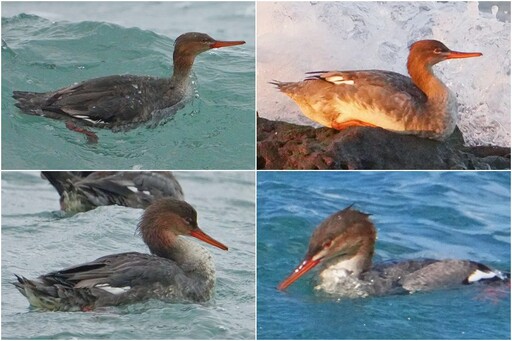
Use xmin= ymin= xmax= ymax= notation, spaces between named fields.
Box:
xmin=446 ymin=50 xmax=482 ymax=59
xmin=190 ymin=228 xmax=228 ymax=251
xmin=277 ymin=257 xmax=320 ymax=291
xmin=211 ymin=40 xmax=246 ymax=49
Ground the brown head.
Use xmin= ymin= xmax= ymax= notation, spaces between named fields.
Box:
xmin=137 ymin=198 xmax=228 ymax=257
xmin=173 ymin=32 xmax=245 ymax=60
xmin=407 ymin=40 xmax=482 ymax=71
xmin=278 ymin=206 xmax=376 ymax=291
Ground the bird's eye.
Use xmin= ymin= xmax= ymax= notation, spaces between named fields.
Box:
xmin=323 ymin=240 xmax=332 ymax=248
xmin=185 ymin=218 xmax=193 ymax=225
xmin=433 ymin=48 xmax=442 ymax=54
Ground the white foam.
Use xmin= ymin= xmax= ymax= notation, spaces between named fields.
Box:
xmin=257 ymin=2 xmax=510 ymax=146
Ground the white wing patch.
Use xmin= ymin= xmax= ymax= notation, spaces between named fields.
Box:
xmin=324 ymin=75 xmax=355 ymax=86
xmin=467 ymin=269 xmax=504 ymax=283
xmin=127 ymin=186 xmax=138 ymax=193
xmin=96 ymin=284 xmax=131 ymax=295
xmin=73 ymin=115 xmax=106 ymax=125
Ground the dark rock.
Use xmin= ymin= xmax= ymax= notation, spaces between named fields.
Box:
xmin=257 ymin=117 xmax=510 ymax=170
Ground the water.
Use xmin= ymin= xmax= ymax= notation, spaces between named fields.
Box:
xmin=2 ymin=171 xmax=255 ymax=339
xmin=2 ymin=2 xmax=255 ymax=169
xmin=257 ymin=171 xmax=510 ymax=339
xmin=257 ymin=2 xmax=511 ymax=147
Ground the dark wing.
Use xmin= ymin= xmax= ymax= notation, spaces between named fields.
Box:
xmin=400 ymin=260 xmax=506 ymax=292
xmin=40 ymin=252 xmax=187 ymax=289
xmin=14 ymin=75 xmax=164 ymax=126
xmin=75 ymin=178 xmax=141 ymax=208
xmin=13 ymin=252 xmax=191 ymax=310
xmin=78 ymin=171 xmax=184 ymax=208
xmin=130 ymin=172 xmax=185 ymax=200
xmin=362 ymin=259 xmax=437 ymax=296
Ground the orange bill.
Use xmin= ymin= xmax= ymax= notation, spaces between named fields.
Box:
xmin=190 ymin=228 xmax=228 ymax=251
xmin=211 ymin=40 xmax=246 ymax=49
xmin=277 ymin=257 xmax=320 ymax=291
xmin=446 ymin=50 xmax=482 ymax=59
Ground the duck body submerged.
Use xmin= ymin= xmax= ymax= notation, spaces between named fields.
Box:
xmin=315 ymin=258 xmax=506 ymax=298
xmin=278 ymin=206 xmax=507 ymax=298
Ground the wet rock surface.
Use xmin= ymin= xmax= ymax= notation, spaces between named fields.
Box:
xmin=257 ymin=117 xmax=510 ymax=170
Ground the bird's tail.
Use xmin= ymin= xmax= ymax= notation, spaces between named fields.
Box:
xmin=12 ymin=91 xmax=48 ymax=115
xmin=41 ymin=172 xmax=79 ymax=197
xmin=269 ymin=80 xmax=297 ymax=94
xmin=13 ymin=274 xmax=95 ymax=312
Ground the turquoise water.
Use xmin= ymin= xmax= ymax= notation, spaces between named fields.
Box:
xmin=257 ymin=171 xmax=510 ymax=339
xmin=2 ymin=171 xmax=255 ymax=339
xmin=2 ymin=2 xmax=255 ymax=170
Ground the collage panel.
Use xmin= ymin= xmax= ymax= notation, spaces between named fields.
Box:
xmin=2 ymin=171 xmax=255 ymax=339
xmin=257 ymin=171 xmax=510 ymax=339
xmin=2 ymin=1 xmax=255 ymax=170
xmin=1 ymin=1 xmax=511 ymax=341
xmin=257 ymin=2 xmax=510 ymax=170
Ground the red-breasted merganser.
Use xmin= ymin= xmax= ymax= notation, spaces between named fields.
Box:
xmin=13 ymin=32 xmax=245 ymax=143
xmin=272 ymin=40 xmax=482 ymax=141
xmin=278 ymin=206 xmax=507 ymax=297
xmin=14 ymin=198 xmax=227 ymax=311
xmin=41 ymin=171 xmax=184 ymax=213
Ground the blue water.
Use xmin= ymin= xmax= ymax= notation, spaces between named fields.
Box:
xmin=257 ymin=171 xmax=510 ymax=339
xmin=2 ymin=2 xmax=255 ymax=169
xmin=2 ymin=171 xmax=255 ymax=339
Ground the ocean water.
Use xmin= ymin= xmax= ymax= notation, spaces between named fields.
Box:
xmin=2 ymin=171 xmax=255 ymax=339
xmin=2 ymin=2 xmax=255 ymax=170
xmin=257 ymin=2 xmax=511 ymax=147
xmin=257 ymin=171 xmax=510 ymax=339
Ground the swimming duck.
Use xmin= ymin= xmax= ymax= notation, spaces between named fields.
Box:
xmin=13 ymin=32 xmax=245 ymax=142
xmin=278 ymin=206 xmax=507 ymax=297
xmin=42 ymin=171 xmax=184 ymax=213
xmin=14 ymin=198 xmax=228 ymax=311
